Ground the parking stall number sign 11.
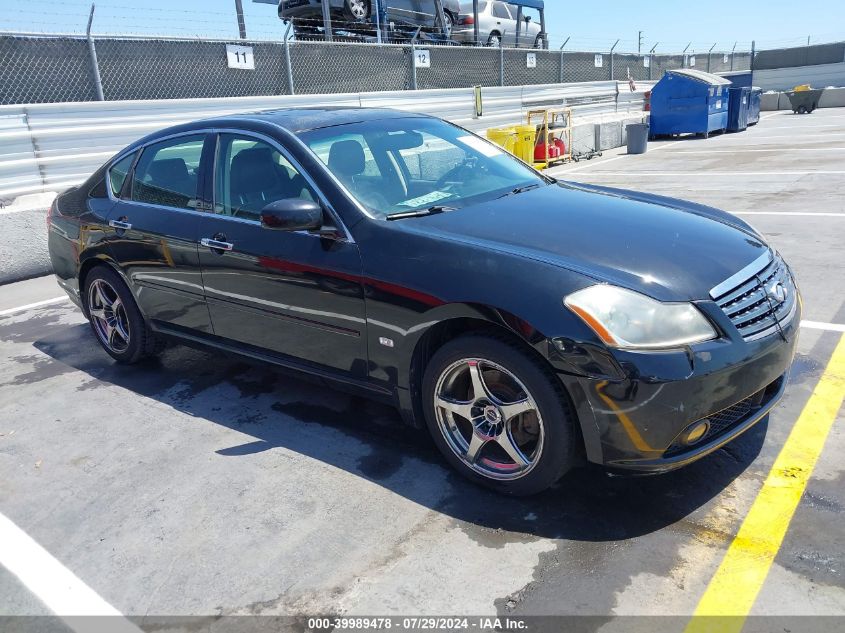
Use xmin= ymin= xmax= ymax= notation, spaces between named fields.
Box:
xmin=526 ymin=53 xmax=536 ymax=68
xmin=689 ymin=55 xmax=696 ymax=67
xmin=643 ymin=55 xmax=650 ymax=68
xmin=414 ymin=49 xmax=431 ymax=68
xmin=226 ymin=44 xmax=255 ymax=70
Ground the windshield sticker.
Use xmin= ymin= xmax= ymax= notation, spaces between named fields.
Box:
xmin=457 ymin=135 xmax=504 ymax=158
xmin=398 ymin=190 xmax=454 ymax=208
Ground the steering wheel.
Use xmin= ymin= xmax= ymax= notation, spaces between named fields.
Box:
xmin=434 ymin=158 xmax=482 ymax=190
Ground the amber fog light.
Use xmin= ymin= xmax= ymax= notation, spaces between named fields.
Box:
xmin=684 ymin=420 xmax=711 ymax=445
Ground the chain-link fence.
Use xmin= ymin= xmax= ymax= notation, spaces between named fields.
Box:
xmin=0 ymin=31 xmax=833 ymax=106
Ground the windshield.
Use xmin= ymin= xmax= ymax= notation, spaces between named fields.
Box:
xmin=299 ymin=117 xmax=548 ymax=219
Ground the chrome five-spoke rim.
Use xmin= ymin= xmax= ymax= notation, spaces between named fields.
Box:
xmin=348 ymin=0 xmax=368 ymax=20
xmin=87 ymin=279 xmax=131 ymax=353
xmin=434 ymin=358 xmax=544 ymax=480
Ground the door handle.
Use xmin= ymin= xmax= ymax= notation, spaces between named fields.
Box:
xmin=200 ymin=237 xmax=234 ymax=251
xmin=109 ymin=219 xmax=132 ymax=230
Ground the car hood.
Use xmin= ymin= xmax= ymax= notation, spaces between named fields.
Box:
xmin=395 ymin=181 xmax=769 ymax=302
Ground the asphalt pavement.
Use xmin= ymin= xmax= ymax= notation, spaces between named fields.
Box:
xmin=1 ymin=109 xmax=843 ymax=631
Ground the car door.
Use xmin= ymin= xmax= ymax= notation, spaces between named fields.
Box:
xmin=196 ymin=131 xmax=367 ymax=376
xmin=105 ymin=132 xmax=213 ymax=333
xmin=490 ymin=1 xmax=516 ymax=45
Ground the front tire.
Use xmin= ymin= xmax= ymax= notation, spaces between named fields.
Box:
xmin=422 ymin=334 xmax=578 ymax=495
xmin=84 ymin=266 xmax=164 ymax=364
xmin=342 ymin=0 xmax=370 ymax=21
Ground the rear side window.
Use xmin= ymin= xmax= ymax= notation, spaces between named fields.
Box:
xmin=108 ymin=152 xmax=136 ymax=198
xmin=131 ymin=135 xmax=205 ymax=210
xmin=492 ymin=2 xmax=511 ymax=19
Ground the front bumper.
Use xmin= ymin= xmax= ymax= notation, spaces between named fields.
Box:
xmin=552 ymin=296 xmax=801 ymax=473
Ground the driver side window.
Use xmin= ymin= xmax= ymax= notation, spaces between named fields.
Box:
xmin=214 ymin=134 xmax=315 ymax=223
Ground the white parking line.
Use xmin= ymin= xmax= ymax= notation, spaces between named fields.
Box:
xmin=553 ymin=140 xmax=684 ymax=175
xmin=0 ymin=512 xmax=141 ymax=632
xmin=670 ymin=148 xmax=845 ymax=154
xmin=0 ymin=296 xmax=69 ymax=317
xmin=735 ymin=212 xmax=845 ymax=217
xmin=801 ymin=320 xmax=845 ymax=333
xmin=576 ymin=171 xmax=845 ymax=177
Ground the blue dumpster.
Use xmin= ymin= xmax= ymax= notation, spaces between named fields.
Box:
xmin=722 ymin=70 xmax=752 ymax=88
xmin=724 ymin=72 xmax=762 ymax=126
xmin=747 ymin=87 xmax=762 ymax=125
xmin=727 ymin=86 xmax=751 ymax=132
xmin=649 ymin=69 xmax=731 ymax=139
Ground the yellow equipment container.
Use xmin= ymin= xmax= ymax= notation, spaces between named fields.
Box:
xmin=793 ymin=84 xmax=812 ymax=92
xmin=514 ymin=125 xmax=537 ymax=163
xmin=486 ymin=127 xmax=517 ymax=153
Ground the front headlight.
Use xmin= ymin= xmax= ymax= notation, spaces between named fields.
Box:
xmin=564 ymin=285 xmax=717 ymax=349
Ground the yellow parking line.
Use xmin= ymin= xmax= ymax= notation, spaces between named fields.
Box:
xmin=686 ymin=333 xmax=845 ymax=633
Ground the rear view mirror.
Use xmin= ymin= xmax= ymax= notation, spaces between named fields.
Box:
xmin=260 ymin=199 xmax=323 ymax=231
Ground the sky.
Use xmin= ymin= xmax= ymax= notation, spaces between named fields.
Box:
xmin=2 ymin=0 xmax=844 ymax=52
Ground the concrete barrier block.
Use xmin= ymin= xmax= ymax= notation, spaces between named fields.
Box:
xmin=594 ymin=121 xmax=623 ymax=151
xmin=570 ymin=124 xmax=595 ymax=154
xmin=819 ymin=87 xmax=845 ymax=107
xmin=760 ymin=92 xmax=780 ymax=111
xmin=0 ymin=207 xmax=52 ymax=285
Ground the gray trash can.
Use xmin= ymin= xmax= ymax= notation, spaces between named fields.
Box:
xmin=627 ymin=123 xmax=649 ymax=154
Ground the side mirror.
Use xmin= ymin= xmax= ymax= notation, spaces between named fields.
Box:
xmin=524 ymin=15 xmax=532 ymax=23
xmin=260 ymin=198 xmax=323 ymax=231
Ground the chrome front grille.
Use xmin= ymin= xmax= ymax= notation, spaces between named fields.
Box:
xmin=710 ymin=251 xmax=797 ymax=342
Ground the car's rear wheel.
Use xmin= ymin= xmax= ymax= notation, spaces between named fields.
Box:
xmin=422 ymin=334 xmax=578 ymax=495
xmin=442 ymin=11 xmax=454 ymax=37
xmin=84 ymin=266 xmax=164 ymax=364
xmin=487 ymin=32 xmax=501 ymax=47
xmin=343 ymin=0 xmax=370 ymax=21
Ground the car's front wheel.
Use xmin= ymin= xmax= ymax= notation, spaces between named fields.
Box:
xmin=343 ymin=0 xmax=370 ymax=21
xmin=84 ymin=266 xmax=164 ymax=364
xmin=422 ymin=334 xmax=578 ymax=495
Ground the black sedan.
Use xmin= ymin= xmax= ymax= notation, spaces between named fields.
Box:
xmin=47 ymin=108 xmax=800 ymax=495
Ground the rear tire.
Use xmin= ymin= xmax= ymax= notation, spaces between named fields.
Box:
xmin=422 ymin=334 xmax=578 ymax=496
xmin=442 ymin=11 xmax=454 ymax=38
xmin=487 ymin=32 xmax=501 ymax=47
xmin=83 ymin=266 xmax=165 ymax=364
xmin=797 ymin=105 xmax=807 ymax=114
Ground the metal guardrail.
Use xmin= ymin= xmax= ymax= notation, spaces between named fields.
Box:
xmin=0 ymin=81 xmax=649 ymax=205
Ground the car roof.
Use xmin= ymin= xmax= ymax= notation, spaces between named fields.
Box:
xmin=130 ymin=107 xmax=429 ymax=151
xmin=246 ymin=106 xmax=428 ymax=133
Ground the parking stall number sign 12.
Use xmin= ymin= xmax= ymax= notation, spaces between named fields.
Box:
xmin=414 ymin=49 xmax=431 ymax=68
xmin=526 ymin=53 xmax=536 ymax=68
xmin=226 ymin=44 xmax=255 ymax=70
xmin=594 ymin=54 xmax=603 ymax=68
